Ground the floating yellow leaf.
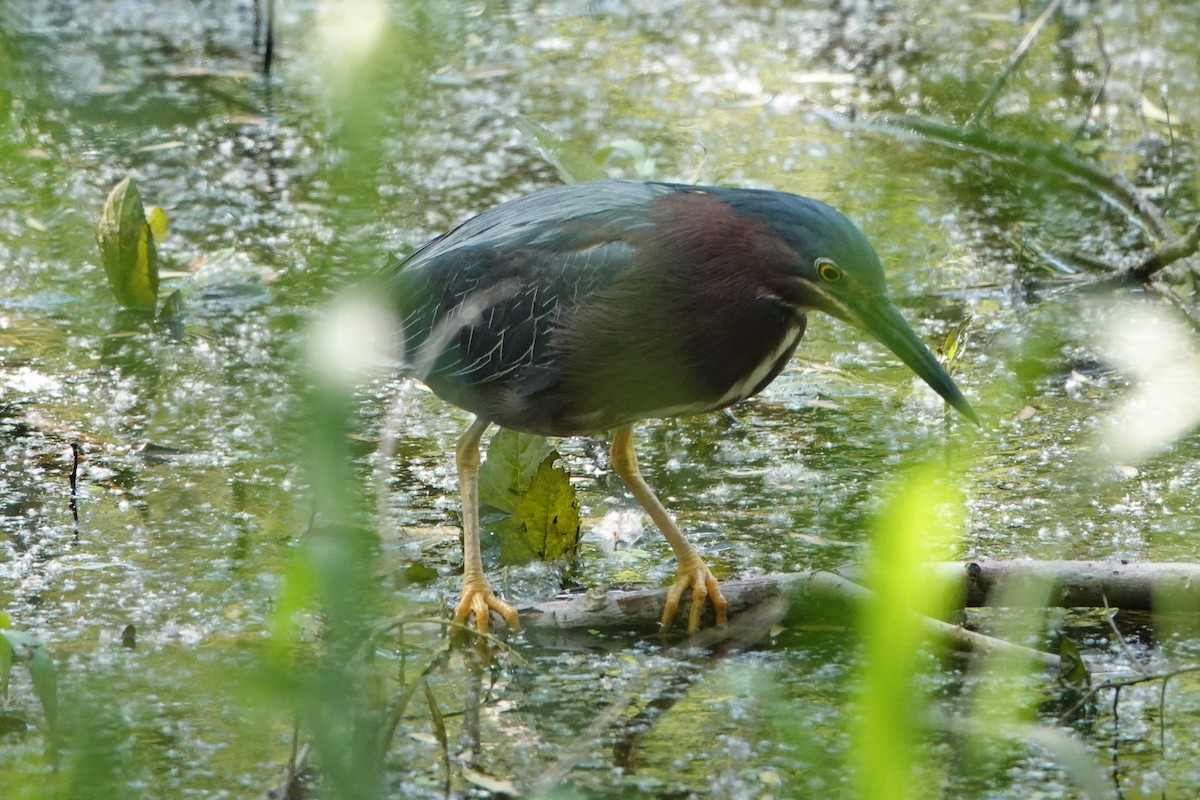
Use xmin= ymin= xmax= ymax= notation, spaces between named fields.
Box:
xmin=96 ymin=176 xmax=159 ymax=310
xmin=146 ymin=205 xmax=169 ymax=244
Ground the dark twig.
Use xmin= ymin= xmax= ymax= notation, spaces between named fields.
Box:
xmin=269 ymin=722 xmax=311 ymax=800
xmin=1056 ymin=664 xmax=1200 ymax=725
xmin=254 ymin=0 xmax=275 ymax=75
xmin=380 ymin=641 xmax=454 ymax=760
xmin=1111 ymin=685 xmax=1127 ymax=799
xmin=970 ymin=0 xmax=1065 ymax=126
xmin=263 ymin=0 xmax=275 ymax=76
xmin=1157 ymin=676 xmax=1168 ymax=780
xmin=423 ymin=680 xmax=451 ymax=799
xmin=1160 ymin=89 xmax=1177 ymax=217
xmin=68 ymin=441 xmax=80 ymax=540
xmin=376 ymin=616 xmax=530 ymax=760
xmin=1073 ymin=20 xmax=1112 ymax=143
xmin=1055 ymin=217 xmax=1200 ymax=331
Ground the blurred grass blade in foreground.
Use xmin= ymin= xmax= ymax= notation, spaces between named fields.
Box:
xmin=853 ymin=462 xmax=963 ymax=800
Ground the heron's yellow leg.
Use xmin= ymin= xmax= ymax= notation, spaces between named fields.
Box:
xmin=452 ymin=417 xmax=519 ymax=633
xmin=610 ymin=425 xmax=728 ymax=634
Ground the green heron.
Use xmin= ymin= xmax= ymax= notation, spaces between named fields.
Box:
xmin=385 ymin=180 xmax=976 ymax=635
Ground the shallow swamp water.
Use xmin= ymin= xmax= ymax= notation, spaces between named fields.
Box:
xmin=2 ymin=1 xmax=1199 ymax=798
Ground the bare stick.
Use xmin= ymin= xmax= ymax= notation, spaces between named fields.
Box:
xmin=927 ymin=559 xmax=1200 ymax=609
xmin=1072 ymin=20 xmax=1111 ymax=142
xmin=970 ymin=0 xmax=1066 ymax=126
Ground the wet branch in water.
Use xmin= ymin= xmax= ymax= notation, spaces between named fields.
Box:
xmin=1113 ymin=222 xmax=1200 ymax=285
xmin=835 ymin=111 xmax=1200 ymax=331
xmin=849 ymin=114 xmax=1175 ymax=243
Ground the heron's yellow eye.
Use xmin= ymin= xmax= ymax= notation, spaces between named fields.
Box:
xmin=816 ymin=257 xmax=842 ymax=282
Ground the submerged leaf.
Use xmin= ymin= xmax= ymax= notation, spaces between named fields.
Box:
xmin=402 ymin=563 xmax=438 ymax=584
xmin=495 ymin=452 xmax=581 ymax=566
xmin=478 ymin=429 xmax=554 ymax=515
xmin=158 ymin=289 xmax=187 ymax=336
xmin=96 ymin=176 xmax=159 ymax=311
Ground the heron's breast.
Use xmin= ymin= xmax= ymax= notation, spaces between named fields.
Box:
xmin=711 ymin=319 xmax=806 ymax=408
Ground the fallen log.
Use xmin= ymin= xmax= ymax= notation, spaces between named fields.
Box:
xmin=937 ymin=559 xmax=1200 ymax=610
xmin=522 ymin=560 xmax=1199 ymax=631
xmin=517 ymin=560 xmax=1199 ymax=664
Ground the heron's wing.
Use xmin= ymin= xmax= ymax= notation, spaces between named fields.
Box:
xmin=389 ymin=181 xmax=681 ymax=394
xmin=380 ymin=180 xmax=677 ymax=277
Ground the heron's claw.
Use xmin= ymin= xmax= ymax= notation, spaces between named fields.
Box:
xmin=661 ymin=555 xmax=728 ymax=634
xmin=453 ymin=576 xmax=520 ymax=634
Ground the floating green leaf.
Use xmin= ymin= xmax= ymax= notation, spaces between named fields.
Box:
xmin=402 ymin=562 xmax=438 ymax=584
xmin=477 ymin=429 xmax=580 ymax=564
xmin=1058 ymin=636 xmax=1090 ymax=688
xmin=938 ymin=314 xmax=973 ymax=373
xmin=495 ymin=452 xmax=581 ymax=566
xmin=478 ymin=429 xmax=554 ymax=515
xmin=95 ymin=176 xmax=160 ymax=311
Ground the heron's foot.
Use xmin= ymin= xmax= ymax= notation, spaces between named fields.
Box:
xmin=453 ymin=575 xmax=520 ymax=635
xmin=661 ymin=555 xmax=729 ymax=634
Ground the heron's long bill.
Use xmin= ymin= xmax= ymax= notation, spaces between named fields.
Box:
xmin=854 ymin=298 xmax=980 ymax=425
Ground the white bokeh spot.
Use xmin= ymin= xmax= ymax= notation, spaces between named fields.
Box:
xmin=1098 ymin=299 xmax=1200 ymax=463
xmin=309 ymin=292 xmax=400 ymax=387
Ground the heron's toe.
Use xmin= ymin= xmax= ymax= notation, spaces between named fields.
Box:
xmin=453 ymin=577 xmax=520 ymax=634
